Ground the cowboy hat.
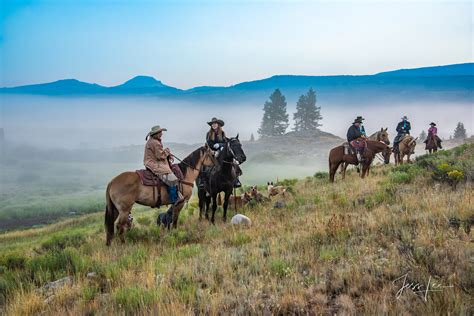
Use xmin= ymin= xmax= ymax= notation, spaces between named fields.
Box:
xmin=354 ymin=116 xmax=364 ymax=124
xmin=207 ymin=117 xmax=225 ymax=127
xmin=429 ymin=122 xmax=436 ymax=126
xmin=146 ymin=125 xmax=167 ymax=140
xmin=401 ymin=115 xmax=408 ymax=120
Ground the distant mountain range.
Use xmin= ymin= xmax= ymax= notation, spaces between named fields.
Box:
xmin=1 ymin=63 xmax=473 ymax=103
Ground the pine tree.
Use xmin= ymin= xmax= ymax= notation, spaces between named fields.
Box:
xmin=293 ymin=88 xmax=322 ymax=133
xmin=453 ymin=122 xmax=467 ymax=139
xmin=419 ymin=130 xmax=427 ymax=142
xmin=258 ymin=89 xmax=289 ymax=137
xmin=250 ymin=133 xmax=255 ymax=142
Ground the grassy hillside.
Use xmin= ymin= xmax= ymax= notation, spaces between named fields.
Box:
xmin=0 ymin=144 xmax=472 ymax=315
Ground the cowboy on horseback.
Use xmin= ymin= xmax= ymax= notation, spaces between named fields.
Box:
xmin=206 ymin=117 xmax=227 ymax=156
xmin=347 ymin=116 xmax=367 ymax=163
xmin=424 ymin=122 xmax=442 ymax=149
xmin=393 ymin=115 xmax=411 ymax=153
xmin=144 ymin=125 xmax=184 ymax=206
xmin=204 ymin=117 xmax=242 ymax=188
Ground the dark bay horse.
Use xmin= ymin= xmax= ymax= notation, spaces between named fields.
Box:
xmin=198 ymin=135 xmax=246 ymax=224
xmin=425 ymin=134 xmax=438 ymax=154
xmin=105 ymin=146 xmax=214 ymax=245
xmin=329 ymin=140 xmax=391 ymax=182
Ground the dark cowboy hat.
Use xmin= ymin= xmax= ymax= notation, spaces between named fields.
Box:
xmin=146 ymin=125 xmax=167 ymax=140
xmin=207 ymin=117 xmax=225 ymax=127
xmin=354 ymin=116 xmax=364 ymax=124
xmin=429 ymin=122 xmax=436 ymax=126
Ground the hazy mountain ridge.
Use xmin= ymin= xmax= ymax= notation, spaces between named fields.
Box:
xmin=1 ymin=63 xmax=472 ymax=103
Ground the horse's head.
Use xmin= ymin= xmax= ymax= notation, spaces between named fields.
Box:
xmin=381 ymin=144 xmax=391 ymax=164
xmin=408 ymin=137 xmax=418 ymax=154
xmin=379 ymin=127 xmax=390 ymax=145
xmin=226 ymin=134 xmax=246 ymax=164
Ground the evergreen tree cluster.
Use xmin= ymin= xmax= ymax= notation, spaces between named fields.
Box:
xmin=258 ymin=88 xmax=322 ymax=137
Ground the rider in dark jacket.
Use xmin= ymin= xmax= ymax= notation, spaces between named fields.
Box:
xmin=347 ymin=116 xmax=366 ymax=162
xmin=201 ymin=117 xmax=242 ymax=188
xmin=393 ymin=116 xmax=411 ymax=152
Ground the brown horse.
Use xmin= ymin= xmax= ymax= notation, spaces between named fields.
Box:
xmin=105 ymin=146 xmax=214 ymax=246
xmin=394 ymin=135 xmax=417 ymax=165
xmin=329 ymin=140 xmax=391 ymax=182
xmin=368 ymin=128 xmax=390 ymax=145
xmin=340 ymin=128 xmax=390 ymax=174
xmin=425 ymin=134 xmax=438 ymax=154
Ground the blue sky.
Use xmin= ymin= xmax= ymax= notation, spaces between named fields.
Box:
xmin=0 ymin=0 xmax=472 ymax=89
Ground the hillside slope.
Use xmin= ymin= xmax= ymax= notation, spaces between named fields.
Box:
xmin=0 ymin=144 xmax=472 ymax=314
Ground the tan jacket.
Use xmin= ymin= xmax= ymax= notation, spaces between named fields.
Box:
xmin=144 ymin=137 xmax=172 ymax=175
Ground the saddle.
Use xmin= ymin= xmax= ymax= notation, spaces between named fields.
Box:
xmin=343 ymin=139 xmax=367 ymax=155
xmin=136 ymin=164 xmax=184 ymax=186
xmin=135 ymin=164 xmax=184 ymax=208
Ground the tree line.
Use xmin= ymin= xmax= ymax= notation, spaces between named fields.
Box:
xmin=258 ymin=88 xmax=322 ymax=137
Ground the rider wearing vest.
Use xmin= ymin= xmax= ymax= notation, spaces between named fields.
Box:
xmin=347 ymin=116 xmax=367 ymax=163
xmin=393 ymin=116 xmax=411 ymax=153
xmin=204 ymin=117 xmax=242 ymax=188
xmin=144 ymin=125 xmax=184 ymax=205
xmin=424 ymin=122 xmax=442 ymax=149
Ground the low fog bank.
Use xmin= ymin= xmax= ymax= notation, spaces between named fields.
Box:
xmin=1 ymin=95 xmax=472 ymax=150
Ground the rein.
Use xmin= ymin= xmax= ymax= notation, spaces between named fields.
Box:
xmin=171 ymin=150 xmax=215 ymax=188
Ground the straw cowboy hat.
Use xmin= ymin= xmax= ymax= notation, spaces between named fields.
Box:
xmin=146 ymin=125 xmax=167 ymax=140
xmin=207 ymin=117 xmax=225 ymax=127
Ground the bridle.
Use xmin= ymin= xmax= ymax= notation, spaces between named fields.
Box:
xmin=170 ymin=149 xmax=216 ymax=187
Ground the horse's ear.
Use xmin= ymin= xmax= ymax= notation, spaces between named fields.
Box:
xmin=236 ymin=133 xmax=239 ymax=140
xmin=385 ymin=127 xmax=388 ymax=131
xmin=381 ymin=127 xmax=383 ymax=132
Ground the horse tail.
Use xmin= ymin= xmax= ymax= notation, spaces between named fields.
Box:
xmin=105 ymin=182 xmax=119 ymax=246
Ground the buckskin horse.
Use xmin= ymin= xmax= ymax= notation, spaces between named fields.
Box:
xmin=105 ymin=146 xmax=214 ymax=245
xmin=394 ymin=135 xmax=417 ymax=165
xmin=329 ymin=140 xmax=391 ymax=182
xmin=198 ymin=135 xmax=246 ymax=224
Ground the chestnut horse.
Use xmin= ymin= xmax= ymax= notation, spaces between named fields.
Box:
xmin=329 ymin=140 xmax=391 ymax=182
xmin=425 ymin=134 xmax=438 ymax=154
xmin=368 ymin=128 xmax=390 ymax=145
xmin=394 ymin=135 xmax=417 ymax=165
xmin=105 ymin=146 xmax=214 ymax=245
xmin=340 ymin=128 xmax=390 ymax=175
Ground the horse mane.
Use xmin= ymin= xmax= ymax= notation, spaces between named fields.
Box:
xmin=178 ymin=146 xmax=205 ymax=176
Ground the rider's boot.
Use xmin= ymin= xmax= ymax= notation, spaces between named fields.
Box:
xmin=168 ymin=186 xmax=184 ymax=205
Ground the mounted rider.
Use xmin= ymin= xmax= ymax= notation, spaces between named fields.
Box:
xmin=424 ymin=122 xmax=442 ymax=149
xmin=393 ymin=115 xmax=411 ymax=153
xmin=203 ymin=117 xmax=242 ymax=188
xmin=347 ymin=116 xmax=367 ymax=163
xmin=144 ymin=125 xmax=184 ymax=206
xmin=206 ymin=117 xmax=227 ymax=156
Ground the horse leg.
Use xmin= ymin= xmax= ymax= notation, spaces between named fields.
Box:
xmin=116 ymin=203 xmax=133 ymax=243
xmin=361 ymin=163 xmax=369 ymax=179
xmin=223 ymin=190 xmax=231 ymax=222
xmin=342 ymin=162 xmax=348 ymax=180
xmin=329 ymin=160 xmax=341 ymax=183
xmin=211 ymin=194 xmax=218 ymax=224
xmin=172 ymin=201 xmax=185 ymax=229
xmin=205 ymin=195 xmax=211 ymax=220
xmin=198 ymin=190 xmax=204 ymax=220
